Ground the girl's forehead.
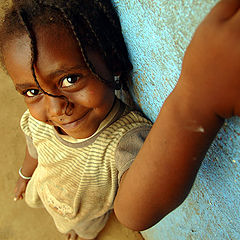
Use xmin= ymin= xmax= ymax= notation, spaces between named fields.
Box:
xmin=3 ymin=34 xmax=32 ymax=76
xmin=4 ymin=23 xmax=78 ymax=61
xmin=36 ymin=25 xmax=87 ymax=71
xmin=4 ymin=25 xmax=87 ymax=84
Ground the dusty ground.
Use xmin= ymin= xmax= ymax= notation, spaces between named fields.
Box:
xmin=0 ymin=62 xmax=144 ymax=239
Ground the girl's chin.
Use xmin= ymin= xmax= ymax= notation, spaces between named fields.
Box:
xmin=55 ymin=126 xmax=97 ymax=139
xmin=54 ymin=126 xmax=67 ymax=135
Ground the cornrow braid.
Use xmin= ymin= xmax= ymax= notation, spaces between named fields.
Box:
xmin=17 ymin=6 xmax=73 ymax=116
xmin=93 ymin=0 xmax=133 ymax=89
xmin=0 ymin=0 xmax=133 ymax=90
xmin=58 ymin=0 xmax=132 ymax=88
xmin=94 ymin=0 xmax=131 ymax=73
xmin=38 ymin=1 xmax=116 ymax=90
xmin=53 ymin=2 xmax=107 ymax=86
xmin=63 ymin=0 xmax=119 ymax=88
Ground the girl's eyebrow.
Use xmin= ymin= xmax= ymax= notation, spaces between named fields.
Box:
xmin=15 ymin=83 xmax=37 ymax=91
xmin=46 ymin=65 xmax=87 ymax=80
xmin=15 ymin=65 xmax=87 ymax=91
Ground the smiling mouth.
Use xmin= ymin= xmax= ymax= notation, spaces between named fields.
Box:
xmin=58 ymin=111 xmax=90 ymax=130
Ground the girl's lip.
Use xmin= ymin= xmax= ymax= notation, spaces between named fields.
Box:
xmin=59 ymin=111 xmax=90 ymax=130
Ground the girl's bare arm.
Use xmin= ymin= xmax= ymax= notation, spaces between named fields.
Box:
xmin=21 ymin=146 xmax=38 ymax=178
xmin=14 ymin=146 xmax=38 ymax=201
xmin=114 ymin=0 xmax=240 ymax=230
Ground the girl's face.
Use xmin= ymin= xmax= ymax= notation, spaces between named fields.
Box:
xmin=3 ymin=24 xmax=115 ymax=139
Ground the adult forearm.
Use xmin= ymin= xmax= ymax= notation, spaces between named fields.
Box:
xmin=114 ymin=84 xmax=223 ymax=231
xmin=114 ymin=0 xmax=240 ymax=229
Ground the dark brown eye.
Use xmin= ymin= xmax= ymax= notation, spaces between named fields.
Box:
xmin=61 ymin=75 xmax=81 ymax=88
xmin=25 ymin=89 xmax=42 ymax=97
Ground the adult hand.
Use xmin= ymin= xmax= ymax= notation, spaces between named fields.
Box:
xmin=179 ymin=0 xmax=240 ymax=118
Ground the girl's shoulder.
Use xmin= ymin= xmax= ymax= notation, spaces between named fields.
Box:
xmin=103 ymin=105 xmax=152 ymax=141
xmin=96 ymin=99 xmax=152 ymax=144
xmin=118 ymin=104 xmax=152 ymax=128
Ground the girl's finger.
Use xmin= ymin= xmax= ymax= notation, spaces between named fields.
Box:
xmin=14 ymin=195 xmax=21 ymax=201
xmin=14 ymin=186 xmax=18 ymax=193
xmin=14 ymin=189 xmax=24 ymax=200
xmin=207 ymin=0 xmax=240 ymax=21
xmin=14 ymin=191 xmax=20 ymax=199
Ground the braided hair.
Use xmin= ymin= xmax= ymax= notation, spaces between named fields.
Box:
xmin=0 ymin=0 xmax=133 ymax=93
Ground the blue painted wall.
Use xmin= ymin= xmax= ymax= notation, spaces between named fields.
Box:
xmin=113 ymin=0 xmax=240 ymax=239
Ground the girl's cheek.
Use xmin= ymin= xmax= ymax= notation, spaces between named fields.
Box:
xmin=68 ymin=87 xmax=97 ymax=105
xmin=27 ymin=104 xmax=48 ymax=123
xmin=68 ymin=91 xmax=87 ymax=103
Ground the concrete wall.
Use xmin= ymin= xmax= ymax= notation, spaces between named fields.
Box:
xmin=112 ymin=0 xmax=240 ymax=239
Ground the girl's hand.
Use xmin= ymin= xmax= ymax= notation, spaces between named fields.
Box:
xmin=179 ymin=0 xmax=240 ymax=119
xmin=14 ymin=176 xmax=29 ymax=201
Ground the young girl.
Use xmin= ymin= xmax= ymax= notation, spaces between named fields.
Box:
xmin=1 ymin=1 xmax=152 ymax=239
xmin=1 ymin=0 xmax=240 ymax=239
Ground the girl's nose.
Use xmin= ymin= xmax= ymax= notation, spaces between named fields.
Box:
xmin=45 ymin=95 xmax=71 ymax=118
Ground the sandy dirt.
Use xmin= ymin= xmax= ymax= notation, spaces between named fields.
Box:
xmin=0 ymin=9 xmax=144 ymax=236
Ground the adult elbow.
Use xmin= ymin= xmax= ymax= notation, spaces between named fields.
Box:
xmin=113 ymin=194 xmax=187 ymax=231
xmin=114 ymin=202 xmax=167 ymax=231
